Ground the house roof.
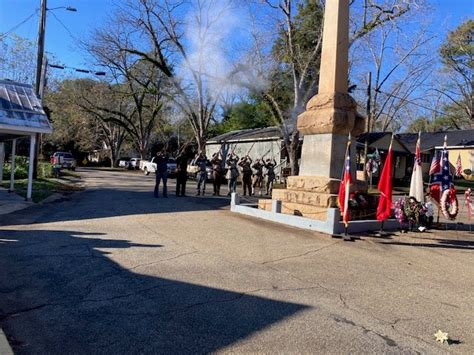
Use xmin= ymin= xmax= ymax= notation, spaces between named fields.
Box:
xmin=355 ymin=132 xmax=411 ymax=154
xmin=398 ymin=129 xmax=474 ymax=153
xmin=0 ymin=80 xmax=52 ymax=138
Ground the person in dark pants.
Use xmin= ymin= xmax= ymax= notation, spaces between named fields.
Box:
xmin=154 ymin=151 xmax=169 ymax=198
xmin=238 ymin=155 xmax=253 ymax=196
xmin=210 ymin=152 xmax=224 ymax=196
xmin=175 ymin=151 xmax=188 ymax=197
xmin=225 ymin=153 xmax=240 ymax=195
xmin=192 ymin=152 xmax=208 ymax=196
xmin=251 ymin=159 xmax=264 ymax=196
xmin=264 ymin=158 xmax=277 ymax=196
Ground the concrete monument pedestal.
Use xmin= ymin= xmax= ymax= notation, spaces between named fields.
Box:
xmin=232 ymin=0 xmax=393 ymax=234
xmin=256 ymin=0 xmax=366 ymax=226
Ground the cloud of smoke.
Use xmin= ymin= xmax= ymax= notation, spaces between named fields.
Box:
xmin=178 ymin=0 xmax=267 ymax=103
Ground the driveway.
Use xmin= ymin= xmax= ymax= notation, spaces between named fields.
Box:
xmin=0 ymin=168 xmax=472 ymax=354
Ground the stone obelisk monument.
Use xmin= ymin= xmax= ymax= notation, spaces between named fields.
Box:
xmin=259 ymin=0 xmax=365 ymax=220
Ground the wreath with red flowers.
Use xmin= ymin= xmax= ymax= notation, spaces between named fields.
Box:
xmin=440 ymin=188 xmax=458 ymax=221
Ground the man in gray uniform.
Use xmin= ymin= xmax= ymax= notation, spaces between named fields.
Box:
xmin=192 ymin=152 xmax=208 ymax=196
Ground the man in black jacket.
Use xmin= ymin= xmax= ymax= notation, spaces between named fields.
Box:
xmin=175 ymin=151 xmax=188 ymax=197
xmin=154 ymin=151 xmax=169 ymax=198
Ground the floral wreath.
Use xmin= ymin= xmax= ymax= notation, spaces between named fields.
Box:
xmin=440 ymin=188 xmax=458 ymax=221
xmin=403 ymin=197 xmax=426 ymax=224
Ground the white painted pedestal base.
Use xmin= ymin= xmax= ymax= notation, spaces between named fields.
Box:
xmin=230 ymin=193 xmax=399 ymax=235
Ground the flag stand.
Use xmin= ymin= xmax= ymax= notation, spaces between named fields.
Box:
xmin=343 ymin=225 xmax=352 ymax=241
xmin=374 ymin=220 xmax=389 ymax=237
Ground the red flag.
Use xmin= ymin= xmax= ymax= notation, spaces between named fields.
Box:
xmin=455 ymin=154 xmax=462 ymax=177
xmin=376 ymin=140 xmax=393 ymax=221
xmin=338 ymin=141 xmax=352 ymax=227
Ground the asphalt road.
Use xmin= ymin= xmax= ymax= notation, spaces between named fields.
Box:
xmin=0 ymin=168 xmax=473 ymax=354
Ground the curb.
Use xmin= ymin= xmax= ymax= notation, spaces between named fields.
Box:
xmin=0 ymin=329 xmax=13 ymax=355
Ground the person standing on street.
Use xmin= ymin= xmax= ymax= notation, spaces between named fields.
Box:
xmin=175 ymin=150 xmax=188 ymax=197
xmin=238 ymin=155 xmax=253 ymax=196
xmin=252 ymin=159 xmax=264 ymax=196
xmin=264 ymin=158 xmax=277 ymax=196
xmin=210 ymin=152 xmax=224 ymax=196
xmin=192 ymin=152 xmax=208 ymax=196
xmin=226 ymin=153 xmax=240 ymax=195
xmin=154 ymin=150 xmax=169 ymax=198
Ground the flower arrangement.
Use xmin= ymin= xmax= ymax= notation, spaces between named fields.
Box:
xmin=394 ymin=196 xmax=429 ymax=230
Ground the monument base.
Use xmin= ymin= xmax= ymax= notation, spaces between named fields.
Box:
xmin=231 ymin=193 xmax=398 ymax=235
xmin=257 ymin=175 xmax=368 ymax=221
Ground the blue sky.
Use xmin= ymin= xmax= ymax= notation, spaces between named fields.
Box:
xmin=0 ymin=0 xmax=472 ymax=74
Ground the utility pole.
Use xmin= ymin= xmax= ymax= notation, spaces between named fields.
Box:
xmin=33 ymin=0 xmax=47 ymax=179
xmin=35 ymin=0 xmax=47 ymax=97
xmin=363 ymin=71 xmax=372 ymax=181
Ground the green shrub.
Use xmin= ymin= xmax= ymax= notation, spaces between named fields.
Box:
xmin=1 ymin=158 xmax=52 ymax=180
xmin=38 ymin=162 xmax=53 ymax=178
xmin=2 ymin=163 xmax=28 ymax=179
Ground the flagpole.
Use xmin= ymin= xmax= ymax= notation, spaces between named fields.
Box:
xmin=376 ymin=134 xmax=394 ymax=236
xmin=344 ymin=133 xmax=352 ymax=241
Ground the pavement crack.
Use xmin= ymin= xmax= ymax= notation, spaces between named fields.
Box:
xmin=261 ymin=242 xmax=340 ymax=264
xmin=128 ymin=251 xmax=198 ymax=270
xmin=0 ymin=303 xmax=55 ymax=321
xmin=332 ymin=314 xmax=400 ymax=348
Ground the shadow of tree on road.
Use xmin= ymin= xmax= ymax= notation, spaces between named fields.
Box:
xmin=0 ymin=229 xmax=308 ymax=354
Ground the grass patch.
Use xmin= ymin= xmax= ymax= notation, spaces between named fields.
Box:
xmin=1 ymin=178 xmax=82 ymax=203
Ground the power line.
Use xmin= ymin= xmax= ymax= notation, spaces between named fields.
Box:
xmin=49 ymin=11 xmax=78 ymax=42
xmin=355 ymin=87 xmax=448 ymax=117
xmin=49 ymin=63 xmax=106 ymax=76
xmin=0 ymin=10 xmax=39 ymax=40
xmin=374 ymin=88 xmax=448 ymax=117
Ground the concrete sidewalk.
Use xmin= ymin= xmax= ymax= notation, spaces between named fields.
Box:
xmin=0 ymin=187 xmax=32 ymax=216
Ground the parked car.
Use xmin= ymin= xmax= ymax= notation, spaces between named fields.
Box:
xmin=118 ymin=158 xmax=130 ymax=168
xmin=187 ymin=162 xmax=213 ymax=181
xmin=142 ymin=157 xmax=177 ymax=177
xmin=50 ymin=152 xmax=76 ymax=171
xmin=119 ymin=157 xmax=140 ymax=169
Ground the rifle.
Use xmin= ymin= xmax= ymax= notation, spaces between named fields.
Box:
xmin=246 ymin=142 xmax=256 ymax=157
xmin=230 ymin=143 xmax=238 ymax=156
xmin=177 ymin=138 xmax=193 ymax=155
xmin=260 ymin=149 xmax=272 ymax=161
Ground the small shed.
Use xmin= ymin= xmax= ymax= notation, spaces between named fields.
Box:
xmin=206 ymin=127 xmax=290 ymax=179
xmin=0 ymin=79 xmax=53 ymax=200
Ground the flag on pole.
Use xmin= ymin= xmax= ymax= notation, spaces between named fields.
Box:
xmin=429 ymin=151 xmax=441 ymax=175
xmin=455 ymin=154 xmax=462 ymax=177
xmin=376 ymin=136 xmax=393 ymax=221
xmin=430 ymin=136 xmax=453 ymax=203
xmin=338 ymin=138 xmax=352 ymax=228
xmin=409 ymin=132 xmax=424 ymax=202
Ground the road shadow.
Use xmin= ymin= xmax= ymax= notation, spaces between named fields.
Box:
xmin=380 ymin=237 xmax=474 ymax=251
xmin=0 ymin=187 xmax=232 ymax=226
xmin=0 ymin=229 xmax=308 ymax=354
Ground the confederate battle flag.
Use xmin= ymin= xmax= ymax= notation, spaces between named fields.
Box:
xmin=430 ymin=136 xmax=454 ymax=203
xmin=376 ymin=136 xmax=393 ymax=221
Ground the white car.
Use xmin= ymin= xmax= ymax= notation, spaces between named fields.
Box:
xmin=119 ymin=157 xmax=141 ymax=169
xmin=142 ymin=157 xmax=177 ymax=176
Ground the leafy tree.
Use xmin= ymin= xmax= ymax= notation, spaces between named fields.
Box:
xmin=0 ymin=35 xmax=36 ymax=84
xmin=220 ymin=100 xmax=274 ymax=131
xmin=44 ymin=79 xmax=128 ymax=167
xmin=437 ymin=19 xmax=474 ymax=127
